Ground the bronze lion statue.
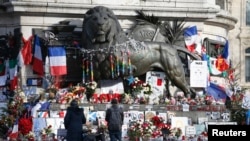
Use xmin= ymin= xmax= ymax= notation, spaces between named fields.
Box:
xmin=82 ymin=6 xmax=196 ymax=97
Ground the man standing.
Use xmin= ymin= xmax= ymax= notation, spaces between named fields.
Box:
xmin=105 ymin=98 xmax=124 ymax=141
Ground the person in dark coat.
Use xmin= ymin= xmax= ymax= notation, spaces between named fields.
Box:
xmin=64 ymin=99 xmax=86 ymax=141
xmin=105 ymin=98 xmax=124 ymax=141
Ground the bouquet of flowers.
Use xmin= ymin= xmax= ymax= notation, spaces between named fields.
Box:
xmin=151 ymin=115 xmax=171 ymax=136
xmin=84 ymin=81 xmax=97 ymax=101
xmin=24 ymin=131 xmax=35 ymax=141
xmin=130 ymin=77 xmax=144 ymax=93
xmin=130 ymin=77 xmax=152 ymax=95
xmin=141 ymin=121 xmax=154 ymax=138
xmin=40 ymin=125 xmax=53 ymax=135
xmin=170 ymin=127 xmax=182 ymax=138
xmin=127 ymin=120 xmax=142 ymax=140
xmin=151 ymin=116 xmax=164 ymax=128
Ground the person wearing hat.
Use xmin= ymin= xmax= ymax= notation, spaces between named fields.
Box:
xmin=64 ymin=99 xmax=86 ymax=141
xmin=105 ymin=98 xmax=124 ymax=141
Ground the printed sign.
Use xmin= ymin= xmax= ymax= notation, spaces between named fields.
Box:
xmin=146 ymin=71 xmax=166 ymax=95
xmin=185 ymin=126 xmax=196 ymax=136
xmin=182 ymin=104 xmax=189 ymax=112
xmin=221 ymin=112 xmax=230 ymax=121
xmin=198 ymin=117 xmax=208 ymax=124
xmin=190 ymin=61 xmax=208 ymax=87
xmin=158 ymin=113 xmax=167 ymax=122
xmin=167 ymin=111 xmax=176 ymax=121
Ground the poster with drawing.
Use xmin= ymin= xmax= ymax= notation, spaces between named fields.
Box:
xmin=145 ymin=111 xmax=156 ymax=121
xmin=146 ymin=71 xmax=166 ymax=96
xmin=171 ymin=117 xmax=189 ymax=136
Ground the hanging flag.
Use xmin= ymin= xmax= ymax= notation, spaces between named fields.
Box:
xmin=208 ymin=57 xmax=222 ymax=75
xmin=215 ymin=40 xmax=230 ymax=72
xmin=32 ymin=35 xmax=44 ymax=76
xmin=0 ymin=59 xmax=7 ymax=86
xmin=9 ymin=59 xmax=18 ymax=90
xmin=48 ymin=46 xmax=67 ymax=76
xmin=195 ymin=34 xmax=202 ymax=55
xmin=184 ymin=26 xmax=198 ymax=53
xmin=206 ymin=82 xmax=228 ymax=101
xmin=18 ymin=36 xmax=33 ymax=66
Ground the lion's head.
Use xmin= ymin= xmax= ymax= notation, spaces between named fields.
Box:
xmin=82 ymin=6 xmax=126 ymax=49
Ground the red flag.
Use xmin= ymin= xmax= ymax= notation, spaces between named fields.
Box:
xmin=19 ymin=36 xmax=33 ymax=66
xmin=32 ymin=35 xmax=44 ymax=76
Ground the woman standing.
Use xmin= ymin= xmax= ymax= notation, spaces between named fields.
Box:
xmin=64 ymin=99 xmax=86 ymax=141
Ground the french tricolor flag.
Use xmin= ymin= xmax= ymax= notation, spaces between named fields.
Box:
xmin=48 ymin=47 xmax=67 ymax=76
xmin=184 ymin=26 xmax=198 ymax=53
xmin=32 ymin=35 xmax=44 ymax=76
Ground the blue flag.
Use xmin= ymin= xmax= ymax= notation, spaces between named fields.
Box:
xmin=206 ymin=82 xmax=227 ymax=101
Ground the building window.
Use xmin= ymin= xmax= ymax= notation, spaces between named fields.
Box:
xmin=247 ymin=0 xmax=250 ymax=25
xmin=245 ymin=48 xmax=250 ymax=82
xmin=216 ymin=0 xmax=225 ymax=10
xmin=203 ymin=38 xmax=225 ymax=58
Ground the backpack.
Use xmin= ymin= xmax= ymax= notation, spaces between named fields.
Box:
xmin=108 ymin=107 xmax=122 ymax=131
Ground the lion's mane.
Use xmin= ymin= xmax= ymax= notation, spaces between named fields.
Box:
xmin=82 ymin=6 xmax=126 ymax=49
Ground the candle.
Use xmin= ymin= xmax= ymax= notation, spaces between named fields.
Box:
xmin=127 ymin=51 xmax=132 ymax=75
xmin=121 ymin=51 xmax=125 ymax=75
xmin=116 ymin=55 xmax=120 ymax=76
xmin=110 ymin=54 xmax=114 ymax=79
xmin=90 ymin=54 xmax=94 ymax=82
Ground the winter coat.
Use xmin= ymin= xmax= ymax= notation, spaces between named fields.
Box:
xmin=105 ymin=104 xmax=124 ymax=131
xmin=64 ymin=106 xmax=86 ymax=141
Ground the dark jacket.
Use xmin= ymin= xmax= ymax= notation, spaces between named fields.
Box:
xmin=64 ymin=106 xmax=86 ymax=141
xmin=105 ymin=105 xmax=124 ymax=131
